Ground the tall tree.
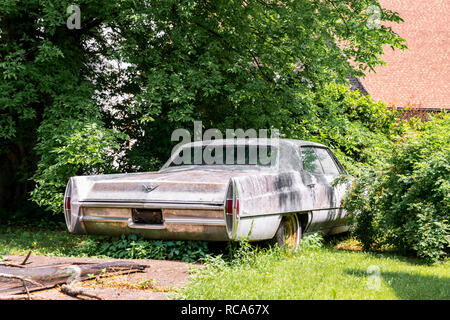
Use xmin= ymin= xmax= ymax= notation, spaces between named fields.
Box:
xmin=104 ymin=0 xmax=406 ymax=170
xmin=0 ymin=0 xmax=405 ymax=215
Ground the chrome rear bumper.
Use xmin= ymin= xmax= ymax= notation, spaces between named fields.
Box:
xmin=68 ymin=202 xmax=229 ymax=241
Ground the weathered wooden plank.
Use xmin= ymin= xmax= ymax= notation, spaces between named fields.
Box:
xmin=0 ymin=261 xmax=147 ymax=295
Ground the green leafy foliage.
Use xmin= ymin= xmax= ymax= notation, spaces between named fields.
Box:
xmin=98 ymin=234 xmax=209 ymax=262
xmin=286 ymin=83 xmax=401 ymax=171
xmin=0 ymin=0 xmax=123 ymax=213
xmin=344 ymin=113 xmax=450 ymax=262
xmin=30 ymin=123 xmax=127 ymax=213
xmin=108 ymin=0 xmax=406 ymax=170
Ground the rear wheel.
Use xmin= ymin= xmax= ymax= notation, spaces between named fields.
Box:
xmin=272 ymin=214 xmax=302 ymax=248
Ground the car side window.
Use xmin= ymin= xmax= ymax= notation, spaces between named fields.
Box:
xmin=300 ymin=147 xmax=323 ymax=174
xmin=315 ymin=148 xmax=340 ymax=176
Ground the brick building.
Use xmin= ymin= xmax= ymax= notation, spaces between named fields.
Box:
xmin=352 ymin=0 xmax=449 ymax=118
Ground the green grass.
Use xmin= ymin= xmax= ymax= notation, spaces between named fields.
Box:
xmin=0 ymin=226 xmax=105 ymax=257
xmin=179 ymin=238 xmax=450 ymax=300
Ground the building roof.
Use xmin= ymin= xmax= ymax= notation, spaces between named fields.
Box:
xmin=359 ymin=0 xmax=449 ymax=109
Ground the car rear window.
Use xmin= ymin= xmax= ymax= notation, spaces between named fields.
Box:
xmin=169 ymin=144 xmax=277 ymax=167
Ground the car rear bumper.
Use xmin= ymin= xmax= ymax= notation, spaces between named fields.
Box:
xmin=68 ymin=202 xmax=229 ymax=241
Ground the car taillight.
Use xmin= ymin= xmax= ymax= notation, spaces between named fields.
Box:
xmin=64 ymin=179 xmax=73 ymax=230
xmin=226 ymin=199 xmax=233 ymax=214
xmin=225 ymin=195 xmax=239 ymax=215
xmin=225 ymin=180 xmax=240 ymax=239
xmin=65 ymin=196 xmax=71 ymax=210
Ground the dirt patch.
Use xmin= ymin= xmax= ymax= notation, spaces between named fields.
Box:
xmin=334 ymin=243 xmax=363 ymax=251
xmin=1 ymin=254 xmax=200 ymax=300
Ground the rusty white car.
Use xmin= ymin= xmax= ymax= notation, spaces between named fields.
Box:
xmin=64 ymin=139 xmax=350 ymax=247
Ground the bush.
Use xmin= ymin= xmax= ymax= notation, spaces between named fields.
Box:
xmin=287 ymin=83 xmax=401 ymax=171
xmin=344 ymin=113 xmax=450 ymax=262
xmin=31 ymin=122 xmax=127 ymax=214
xmin=98 ymin=234 xmax=209 ymax=263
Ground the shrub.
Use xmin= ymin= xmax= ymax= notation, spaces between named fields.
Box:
xmin=344 ymin=113 xmax=450 ymax=262
xmin=287 ymin=83 xmax=401 ymax=171
xmin=31 ymin=122 xmax=127 ymax=214
xmin=98 ymin=234 xmax=209 ymax=263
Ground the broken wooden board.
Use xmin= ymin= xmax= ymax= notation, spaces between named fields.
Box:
xmin=0 ymin=261 xmax=147 ymax=296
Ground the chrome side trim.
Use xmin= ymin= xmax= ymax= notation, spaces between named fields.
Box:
xmin=164 ymin=218 xmax=226 ymax=226
xmin=77 ymin=201 xmax=223 ymax=210
xmin=80 ymin=216 xmax=129 ymax=223
xmin=239 ymin=207 xmax=344 ymax=219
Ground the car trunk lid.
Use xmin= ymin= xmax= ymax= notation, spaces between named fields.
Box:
xmin=74 ymin=168 xmax=259 ymax=205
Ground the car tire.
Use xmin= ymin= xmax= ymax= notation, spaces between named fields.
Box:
xmin=271 ymin=214 xmax=302 ymax=248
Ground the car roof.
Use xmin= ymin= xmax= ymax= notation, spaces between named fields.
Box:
xmin=181 ymin=138 xmax=328 ymax=148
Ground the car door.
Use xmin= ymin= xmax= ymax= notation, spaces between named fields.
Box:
xmin=299 ymin=146 xmax=342 ymax=232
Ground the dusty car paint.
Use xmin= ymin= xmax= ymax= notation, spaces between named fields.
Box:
xmin=64 ymin=139 xmax=351 ymax=241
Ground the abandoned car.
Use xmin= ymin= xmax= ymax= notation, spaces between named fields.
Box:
xmin=64 ymin=139 xmax=351 ymax=247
